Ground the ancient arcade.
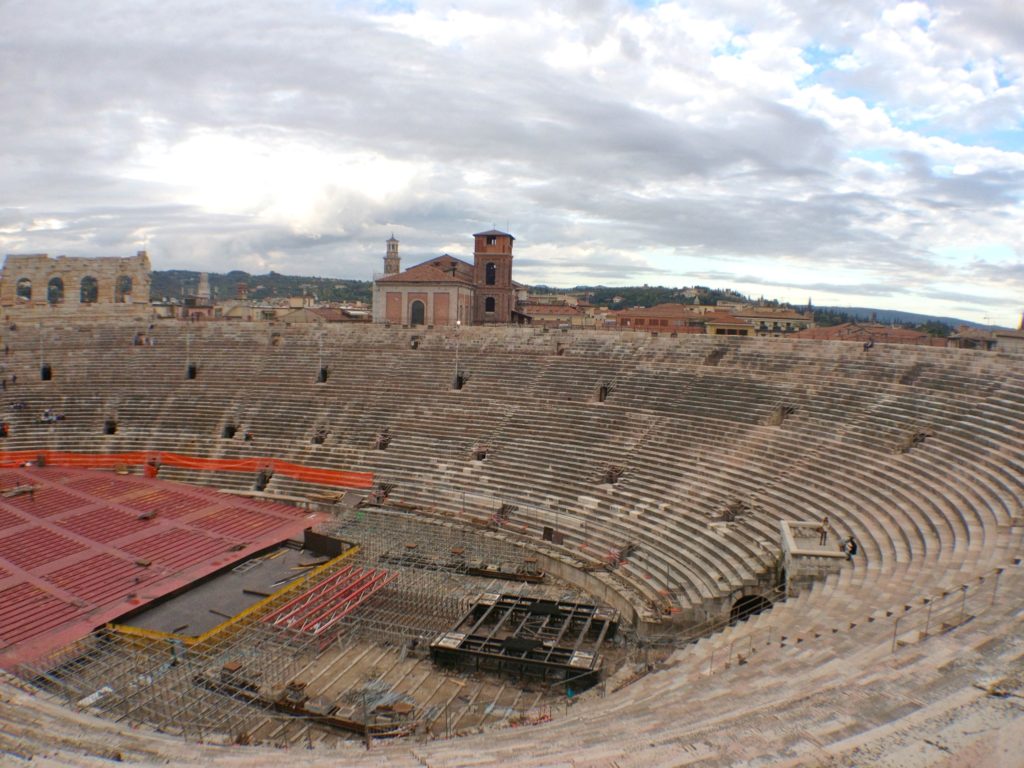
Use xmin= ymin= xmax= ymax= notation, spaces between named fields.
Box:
xmin=0 ymin=251 xmax=151 ymax=308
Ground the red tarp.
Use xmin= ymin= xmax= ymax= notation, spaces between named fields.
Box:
xmin=0 ymin=450 xmax=373 ymax=489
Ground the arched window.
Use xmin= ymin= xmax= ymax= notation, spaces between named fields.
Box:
xmin=115 ymin=275 xmax=133 ymax=303
xmin=410 ymin=300 xmax=425 ymax=325
xmin=80 ymin=276 xmax=98 ymax=304
xmin=485 ymin=262 xmax=496 ymax=286
xmin=15 ymin=278 xmax=31 ymax=301
xmin=484 ymin=296 xmax=496 ymax=313
xmin=47 ymin=277 xmax=64 ymax=304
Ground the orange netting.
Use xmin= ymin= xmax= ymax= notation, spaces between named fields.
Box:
xmin=0 ymin=450 xmax=374 ymax=489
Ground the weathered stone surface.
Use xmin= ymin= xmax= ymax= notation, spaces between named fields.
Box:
xmin=0 ymin=251 xmax=151 ymax=307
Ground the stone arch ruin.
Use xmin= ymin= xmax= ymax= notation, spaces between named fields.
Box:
xmin=0 ymin=251 xmax=151 ymax=308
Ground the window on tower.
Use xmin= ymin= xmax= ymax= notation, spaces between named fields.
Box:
xmin=485 ymin=297 xmax=496 ymax=313
xmin=485 ymin=262 xmax=496 ymax=285
xmin=486 ymin=236 xmax=497 ymax=245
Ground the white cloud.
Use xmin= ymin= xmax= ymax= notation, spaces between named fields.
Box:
xmin=0 ymin=0 xmax=1021 ymax=324
xmin=127 ymin=131 xmax=423 ymax=231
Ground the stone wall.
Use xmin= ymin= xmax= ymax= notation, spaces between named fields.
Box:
xmin=0 ymin=251 xmax=152 ymax=308
xmin=779 ymin=519 xmax=846 ymax=596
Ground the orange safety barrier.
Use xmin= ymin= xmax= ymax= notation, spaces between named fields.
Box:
xmin=0 ymin=450 xmax=374 ymax=489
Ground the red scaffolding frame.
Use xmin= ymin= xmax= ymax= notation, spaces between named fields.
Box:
xmin=261 ymin=566 xmax=396 ymax=638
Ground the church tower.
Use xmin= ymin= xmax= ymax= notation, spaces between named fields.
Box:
xmin=472 ymin=229 xmax=515 ymax=324
xmin=384 ymin=235 xmax=401 ymax=276
xmin=196 ymin=272 xmax=211 ymax=301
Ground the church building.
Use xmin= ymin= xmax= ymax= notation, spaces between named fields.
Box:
xmin=371 ymin=229 xmax=517 ymax=326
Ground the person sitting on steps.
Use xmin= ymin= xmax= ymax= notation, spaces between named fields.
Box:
xmin=844 ymin=537 xmax=858 ymax=561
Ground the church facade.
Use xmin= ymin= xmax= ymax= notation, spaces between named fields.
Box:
xmin=371 ymin=229 xmax=517 ymax=326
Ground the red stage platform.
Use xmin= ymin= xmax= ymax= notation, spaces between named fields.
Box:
xmin=0 ymin=468 xmax=323 ymax=669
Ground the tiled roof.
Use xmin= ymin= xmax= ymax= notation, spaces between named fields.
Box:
xmin=520 ymin=304 xmax=582 ymax=316
xmin=473 ymin=229 xmax=515 ymax=240
xmin=734 ymin=308 xmax=809 ymax=321
xmin=950 ymin=327 xmax=995 ymax=340
xmin=704 ymin=311 xmax=749 ymax=326
xmin=612 ymin=303 xmax=702 ymax=318
xmin=376 ymin=255 xmax=475 ymax=285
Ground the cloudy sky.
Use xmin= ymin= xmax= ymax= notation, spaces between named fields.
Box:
xmin=1 ymin=0 xmax=1022 ymax=324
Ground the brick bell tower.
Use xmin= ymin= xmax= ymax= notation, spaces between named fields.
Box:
xmin=472 ymin=229 xmax=515 ymax=324
xmin=383 ymin=235 xmax=401 ymax=275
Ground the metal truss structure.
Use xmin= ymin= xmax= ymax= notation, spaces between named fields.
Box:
xmin=431 ymin=592 xmax=619 ymax=690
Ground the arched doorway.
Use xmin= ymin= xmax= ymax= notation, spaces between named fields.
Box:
xmin=47 ymin=277 xmax=64 ymax=304
xmin=409 ymin=300 xmax=425 ymax=325
xmin=80 ymin=276 xmax=98 ymax=304
xmin=15 ymin=278 xmax=31 ymax=301
xmin=730 ymin=594 xmax=773 ymax=623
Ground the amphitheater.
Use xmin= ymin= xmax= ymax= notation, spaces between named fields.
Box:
xmin=1 ymin=320 xmax=1023 ymax=767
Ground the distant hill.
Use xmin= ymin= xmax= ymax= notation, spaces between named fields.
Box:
xmin=817 ymin=306 xmax=1000 ymax=331
xmin=535 ymin=287 xmax=992 ymax=330
xmin=150 ymin=270 xmax=372 ymax=304
xmin=529 ymin=284 xmax=746 ymax=309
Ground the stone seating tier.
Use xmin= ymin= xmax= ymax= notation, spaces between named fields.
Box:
xmin=0 ymin=322 xmax=1021 ymax=765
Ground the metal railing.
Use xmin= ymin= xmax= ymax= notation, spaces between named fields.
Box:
xmin=697 ymin=565 xmax=1012 ymax=678
xmin=889 ymin=567 xmax=1006 ymax=652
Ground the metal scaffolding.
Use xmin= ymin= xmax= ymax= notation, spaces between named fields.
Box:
xmin=431 ymin=591 xmax=619 ymax=690
xmin=330 ymin=564 xmax=473 ymax=646
xmin=17 ymin=508 xmax=591 ymax=745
